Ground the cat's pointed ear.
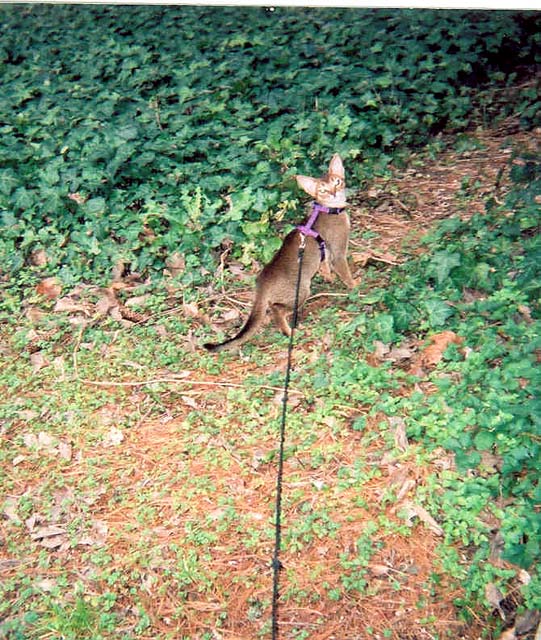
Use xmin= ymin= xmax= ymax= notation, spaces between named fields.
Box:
xmin=295 ymin=174 xmax=318 ymax=198
xmin=328 ymin=154 xmax=344 ymax=178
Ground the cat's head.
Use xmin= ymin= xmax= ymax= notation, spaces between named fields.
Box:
xmin=295 ymin=154 xmax=347 ymax=208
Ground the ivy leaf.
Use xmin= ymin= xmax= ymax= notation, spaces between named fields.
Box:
xmin=83 ymin=198 xmax=107 ymax=216
xmin=391 ymin=302 xmax=414 ymax=332
xmin=116 ymin=125 xmax=139 ymax=141
xmin=423 ymin=299 xmax=454 ymax=328
xmin=455 ymin=449 xmax=481 ymax=471
xmin=503 ymin=523 xmax=541 ymax=569
xmin=428 ymin=251 xmax=461 ymax=285
xmin=473 ymin=430 xmax=495 ymax=450
xmin=373 ymin=313 xmax=395 ymax=343
xmin=12 ymin=187 xmax=36 ymax=210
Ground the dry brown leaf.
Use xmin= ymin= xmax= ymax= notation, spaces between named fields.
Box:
xmin=31 ymin=524 xmax=67 ymax=541
xmin=53 ymin=296 xmax=92 ymax=315
xmin=388 ymin=416 xmax=409 ymax=451
xmin=183 ymin=301 xmax=201 ymax=318
xmin=181 ymin=395 xmax=199 ymax=409
xmin=36 ymin=277 xmax=62 ymax=299
xmin=37 ymin=431 xmax=56 ymax=452
xmin=386 ymin=344 xmax=416 ymax=362
xmin=22 ymin=432 xmax=73 ymax=460
xmin=17 ymin=409 xmax=39 ymax=422
xmin=485 ymin=582 xmax=506 ymax=619
xmin=29 ymin=249 xmax=48 ymax=266
xmin=58 ymin=441 xmax=73 ymax=461
xmin=95 ymin=288 xmax=118 ymax=316
xmin=78 ymin=519 xmax=108 ymax=547
xmin=400 ymin=500 xmax=444 ymax=536
xmin=419 ymin=330 xmax=463 ymax=368
xmin=111 ymin=260 xmax=127 ymax=282
xmin=351 ymin=251 xmax=372 ymax=267
xmin=518 ymin=304 xmax=533 ymax=323
xmin=39 ymin=535 xmax=68 ymax=550
xmin=30 ymin=352 xmax=48 ymax=372
xmin=515 ymin=610 xmax=541 ymax=635
xmin=220 ymin=308 xmax=241 ymax=323
xmin=369 ymin=563 xmax=391 ymax=577
xmin=125 ymin=295 xmax=150 ymax=308
xmin=166 ymin=251 xmax=186 ymax=277
xmin=24 ymin=306 xmax=48 ymax=324
xmin=68 ymin=192 xmax=86 ymax=204
xmin=372 ymin=340 xmax=390 ymax=360
xmin=22 ymin=432 xmax=38 ymax=448
xmin=183 ymin=301 xmax=209 ymax=325
xmin=35 ymin=578 xmax=56 ymax=592
xmin=518 ymin=569 xmax=531 ymax=585
xmin=3 ymin=497 xmax=21 ymax=524
xmin=102 ymin=427 xmax=124 ymax=447
xmin=109 ymin=306 xmax=124 ymax=322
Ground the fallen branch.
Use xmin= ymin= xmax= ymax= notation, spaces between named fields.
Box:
xmin=79 ymin=375 xmax=303 ymax=396
xmin=307 ymin=291 xmax=349 ymax=301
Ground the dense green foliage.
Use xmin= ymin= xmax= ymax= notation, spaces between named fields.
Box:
xmin=1 ymin=5 xmax=539 ymax=287
xmin=402 ymin=155 xmax=541 ymax=595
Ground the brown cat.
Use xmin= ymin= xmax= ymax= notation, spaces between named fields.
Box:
xmin=203 ymin=154 xmax=356 ymax=352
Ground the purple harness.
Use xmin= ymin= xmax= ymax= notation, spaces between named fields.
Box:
xmin=296 ymin=202 xmax=344 ymax=261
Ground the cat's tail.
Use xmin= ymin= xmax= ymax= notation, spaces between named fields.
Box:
xmin=203 ymin=296 xmax=268 ymax=353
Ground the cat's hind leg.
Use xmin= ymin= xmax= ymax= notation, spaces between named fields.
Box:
xmin=270 ymin=304 xmax=292 ymax=337
xmin=332 ymin=255 xmax=357 ymax=288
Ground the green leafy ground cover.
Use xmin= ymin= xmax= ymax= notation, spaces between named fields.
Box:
xmin=1 ymin=5 xmax=541 ymax=640
xmin=0 ymin=5 xmax=540 ymax=290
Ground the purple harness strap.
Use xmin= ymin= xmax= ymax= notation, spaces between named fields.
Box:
xmin=296 ymin=202 xmax=344 ymax=261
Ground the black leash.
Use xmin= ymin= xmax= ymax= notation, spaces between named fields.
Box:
xmin=271 ymin=235 xmax=306 ymax=639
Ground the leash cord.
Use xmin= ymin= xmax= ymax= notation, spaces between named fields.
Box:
xmin=271 ymin=236 xmax=306 ymax=639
